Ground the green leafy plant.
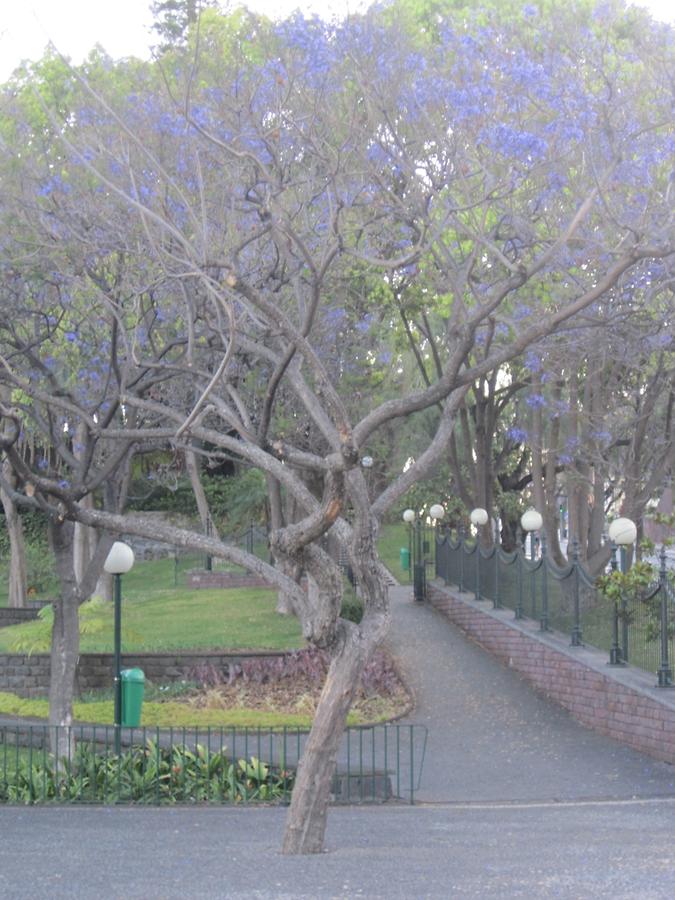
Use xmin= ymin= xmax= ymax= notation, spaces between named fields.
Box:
xmin=0 ymin=740 xmax=294 ymax=805
xmin=595 ymin=561 xmax=673 ymax=643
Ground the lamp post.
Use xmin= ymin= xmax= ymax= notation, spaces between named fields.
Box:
xmin=470 ymin=508 xmax=488 ymax=600
xmin=656 ymin=546 xmax=673 ymax=688
xmin=470 ymin=507 xmax=489 ymax=531
xmin=104 ymin=541 xmax=135 ymax=754
xmin=403 ymin=509 xmax=423 ymax=601
xmin=429 ymin=504 xmax=445 ymax=579
xmin=403 ymin=504 xmax=444 ymax=602
xmin=520 ymin=508 xmax=543 ymax=559
xmin=518 ymin=509 xmax=542 ymax=620
xmin=361 ymin=455 xmax=374 ymax=499
xmin=608 ymin=517 xmax=637 ymax=573
xmin=608 ymin=517 xmax=636 ymax=666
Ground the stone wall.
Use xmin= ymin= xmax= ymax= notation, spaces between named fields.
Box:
xmin=0 ymin=650 xmax=287 ymax=698
xmin=428 ymin=583 xmax=675 ymax=766
xmin=0 ymin=608 xmax=40 ymax=628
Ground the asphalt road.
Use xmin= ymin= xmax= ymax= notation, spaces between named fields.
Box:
xmin=1 ymin=801 xmax=674 ymax=899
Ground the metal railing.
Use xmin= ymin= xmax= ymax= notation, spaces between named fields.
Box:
xmin=435 ymin=534 xmax=673 ymax=687
xmin=0 ymin=723 xmax=427 ymax=806
xmin=174 ymin=524 xmax=270 ymax=584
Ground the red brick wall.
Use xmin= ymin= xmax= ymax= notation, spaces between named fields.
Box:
xmin=428 ymin=584 xmax=675 ymax=766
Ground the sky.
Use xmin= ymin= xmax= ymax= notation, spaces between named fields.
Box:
xmin=1 ymin=0 xmax=673 ymax=83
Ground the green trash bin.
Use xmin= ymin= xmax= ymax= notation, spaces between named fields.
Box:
xmin=400 ymin=547 xmax=410 ymax=572
xmin=121 ymin=668 xmax=145 ymax=727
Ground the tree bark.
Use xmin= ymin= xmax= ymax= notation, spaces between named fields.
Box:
xmin=1 ymin=462 xmax=27 ymax=608
xmin=282 ymin=622 xmax=367 ymax=854
xmin=186 ymin=448 xmax=218 ymax=539
xmin=47 ymin=520 xmax=80 ymax=760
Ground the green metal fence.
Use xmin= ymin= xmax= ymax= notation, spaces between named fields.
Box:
xmin=435 ymin=535 xmax=673 ymax=686
xmin=174 ymin=524 xmax=270 ymax=585
xmin=0 ymin=723 xmax=427 ymax=806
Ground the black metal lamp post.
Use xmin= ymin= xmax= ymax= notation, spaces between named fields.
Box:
xmin=520 ymin=509 xmax=542 ymax=623
xmin=470 ymin=508 xmax=488 ymax=600
xmin=104 ymin=541 xmax=135 ymax=755
xmin=429 ymin=503 xmax=445 ymax=575
xmin=520 ymin=508 xmax=543 ymax=560
xmin=607 ymin=517 xmax=636 ymax=666
xmin=656 ymin=546 xmax=673 ymax=688
xmin=403 ymin=505 xmax=444 ymax=602
xmin=403 ymin=508 xmax=425 ymax=602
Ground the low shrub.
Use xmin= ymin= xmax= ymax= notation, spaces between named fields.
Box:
xmin=189 ymin=646 xmax=402 ymax=697
xmin=0 ymin=740 xmax=294 ymax=805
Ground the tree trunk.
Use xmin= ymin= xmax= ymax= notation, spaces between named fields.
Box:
xmin=186 ymin=448 xmax=218 ymax=539
xmin=282 ymin=623 xmax=366 ymax=854
xmin=73 ymin=496 xmax=96 ymax=587
xmin=93 ymin=570 xmax=114 ymax=603
xmin=0 ymin=464 xmax=27 ymax=608
xmin=48 ymin=521 xmax=80 ymax=760
xmin=267 ymin=475 xmax=299 ymax=614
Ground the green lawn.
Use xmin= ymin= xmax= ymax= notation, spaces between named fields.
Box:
xmin=0 ymin=525 xmax=408 ymax=655
xmin=0 ymin=563 xmax=303 ymax=654
xmin=377 ymin=522 xmax=410 ymax=581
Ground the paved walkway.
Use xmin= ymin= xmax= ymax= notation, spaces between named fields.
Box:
xmin=387 ymin=582 xmax=675 ymax=803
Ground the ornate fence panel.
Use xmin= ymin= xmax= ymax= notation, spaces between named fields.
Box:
xmin=435 ymin=535 xmax=673 ymax=686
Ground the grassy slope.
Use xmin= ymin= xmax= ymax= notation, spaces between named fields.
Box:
xmin=0 ymin=556 xmax=303 ymax=653
xmin=377 ymin=522 xmax=409 ymax=582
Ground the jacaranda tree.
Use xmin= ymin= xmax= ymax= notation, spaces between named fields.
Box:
xmin=0 ymin=2 xmax=672 ymax=852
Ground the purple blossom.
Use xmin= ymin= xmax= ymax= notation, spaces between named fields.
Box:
xmin=507 ymin=426 xmax=528 ymax=443
xmin=524 ymin=350 xmax=542 ymax=373
xmin=484 ymin=124 xmax=548 ymax=163
xmin=525 ymin=393 xmax=547 ymax=409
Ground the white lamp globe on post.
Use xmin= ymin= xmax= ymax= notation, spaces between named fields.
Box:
xmin=429 ymin=504 xmax=445 ymax=574
xmin=104 ymin=541 xmax=135 ymax=577
xmin=104 ymin=541 xmax=135 ymax=753
xmin=402 ymin=508 xmax=415 ymax=523
xmin=608 ymin=517 xmax=636 ymax=575
xmin=429 ymin=504 xmax=445 ymax=522
xmin=520 ymin=508 xmax=543 ymax=559
xmin=470 ymin=507 xmax=489 ymax=530
xmin=608 ymin=517 xmax=637 ymax=546
xmin=607 ymin=517 xmax=636 ymax=665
